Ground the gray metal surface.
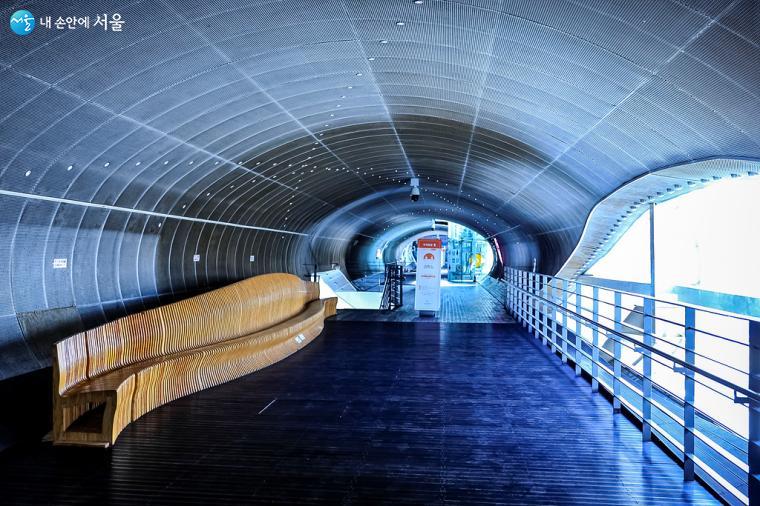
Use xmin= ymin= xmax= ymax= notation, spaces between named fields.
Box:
xmin=0 ymin=0 xmax=758 ymax=379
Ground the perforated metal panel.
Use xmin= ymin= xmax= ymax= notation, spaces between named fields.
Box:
xmin=0 ymin=0 xmax=758 ymax=379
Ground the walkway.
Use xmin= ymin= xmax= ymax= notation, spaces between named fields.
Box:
xmin=0 ymin=321 xmax=716 ymax=504
xmin=335 ymin=277 xmax=512 ymax=323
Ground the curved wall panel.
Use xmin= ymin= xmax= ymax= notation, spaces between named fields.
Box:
xmin=0 ymin=191 xmax=320 ymax=379
xmin=1 ymin=0 xmax=759 ymax=380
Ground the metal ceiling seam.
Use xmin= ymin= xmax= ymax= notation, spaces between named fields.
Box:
xmin=494 ymin=0 xmax=742 ymax=212
xmin=456 ymin=0 xmax=505 ymax=203
xmin=647 ymin=73 xmax=760 ymax=149
xmin=157 ymin=0 xmax=402 ymax=213
xmin=0 ymin=188 xmax=315 ymax=237
xmin=622 ymin=91 xmax=722 ymax=152
xmin=1 ymin=4 xmax=724 ymax=104
xmin=340 ymin=0 xmax=417 ymax=179
xmin=1 ymin=67 xmax=368 ymax=221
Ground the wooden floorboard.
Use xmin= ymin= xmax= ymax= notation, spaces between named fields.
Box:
xmin=0 ymin=321 xmax=718 ymax=504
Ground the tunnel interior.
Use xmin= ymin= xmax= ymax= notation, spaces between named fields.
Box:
xmin=3 ymin=0 xmax=757 ymax=383
xmin=2 ymin=0 xmax=759 ymax=378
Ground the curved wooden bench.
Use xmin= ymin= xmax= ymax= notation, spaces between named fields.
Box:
xmin=52 ymin=273 xmax=337 ymax=447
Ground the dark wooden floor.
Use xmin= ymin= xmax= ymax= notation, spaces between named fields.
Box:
xmin=0 ymin=321 xmax=717 ymax=505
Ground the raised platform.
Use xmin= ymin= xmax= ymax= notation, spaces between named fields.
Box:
xmin=0 ymin=321 xmax=716 ymax=504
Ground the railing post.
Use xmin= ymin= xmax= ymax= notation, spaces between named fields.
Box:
xmin=513 ymin=268 xmax=518 ymax=317
xmin=613 ymin=291 xmax=622 ymax=413
xmin=520 ymin=271 xmax=526 ymax=327
xmin=524 ymin=271 xmax=530 ymax=327
xmin=575 ymin=281 xmax=582 ymax=376
xmin=504 ymin=269 xmax=510 ymax=309
xmin=527 ymin=272 xmax=534 ymax=333
xmin=561 ymin=279 xmax=569 ymax=364
xmin=513 ymin=269 xmax=519 ymax=320
xmin=541 ymin=275 xmax=549 ymax=346
xmin=683 ymin=307 xmax=696 ymax=481
xmin=526 ymin=271 xmax=531 ymax=327
xmin=550 ymin=279 xmax=559 ymax=354
xmin=591 ymin=286 xmax=599 ymax=393
xmin=512 ymin=269 xmax=517 ymax=316
xmin=749 ymin=320 xmax=760 ymax=503
xmin=642 ymin=297 xmax=654 ymax=442
xmin=523 ymin=270 xmax=529 ymax=325
xmin=398 ymin=265 xmax=403 ymax=307
xmin=533 ymin=273 xmax=540 ymax=338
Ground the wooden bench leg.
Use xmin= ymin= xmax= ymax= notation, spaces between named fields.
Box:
xmin=53 ymin=375 xmax=136 ymax=447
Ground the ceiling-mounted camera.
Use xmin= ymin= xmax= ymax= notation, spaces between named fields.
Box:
xmin=410 ymin=177 xmax=420 ymax=202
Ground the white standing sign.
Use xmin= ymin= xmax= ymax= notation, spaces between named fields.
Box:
xmin=414 ymin=238 xmax=442 ymax=313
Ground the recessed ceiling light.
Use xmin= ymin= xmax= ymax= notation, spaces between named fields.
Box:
xmin=396 ymin=21 xmax=405 ymax=26
xmin=355 ymin=72 xmax=363 ymax=76
xmin=368 ymin=57 xmax=375 ymax=61
xmin=66 ymin=165 xmax=73 ymax=171
xmin=379 ymin=40 xmax=389 ymax=44
xmin=347 ymin=86 xmax=353 ymax=89
xmin=414 ymin=0 xmax=424 ymax=4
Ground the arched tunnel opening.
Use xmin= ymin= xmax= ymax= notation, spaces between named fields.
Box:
xmin=0 ymin=1 xmax=758 ymax=504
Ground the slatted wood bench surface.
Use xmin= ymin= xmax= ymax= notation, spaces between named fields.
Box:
xmin=52 ymin=273 xmax=337 ymax=447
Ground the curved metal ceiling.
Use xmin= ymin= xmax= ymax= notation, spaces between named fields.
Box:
xmin=0 ymin=0 xmax=758 ymax=378
xmin=557 ymin=158 xmax=760 ymax=279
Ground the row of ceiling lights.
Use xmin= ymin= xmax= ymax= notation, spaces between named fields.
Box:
xmin=21 ymin=0 xmax=493 ymax=234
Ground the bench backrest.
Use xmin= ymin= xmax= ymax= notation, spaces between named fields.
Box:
xmin=53 ymin=273 xmax=319 ymax=394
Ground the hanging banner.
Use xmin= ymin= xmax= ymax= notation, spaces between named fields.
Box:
xmin=414 ymin=238 xmax=442 ymax=313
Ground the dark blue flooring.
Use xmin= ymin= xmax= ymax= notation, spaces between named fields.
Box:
xmin=0 ymin=321 xmax=718 ymax=504
xmin=565 ymin=328 xmax=746 ymax=498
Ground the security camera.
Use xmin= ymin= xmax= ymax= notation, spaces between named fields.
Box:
xmin=409 ymin=177 xmax=420 ymax=202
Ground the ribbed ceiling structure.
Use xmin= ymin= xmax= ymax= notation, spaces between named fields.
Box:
xmin=1 ymin=0 xmax=758 ymax=378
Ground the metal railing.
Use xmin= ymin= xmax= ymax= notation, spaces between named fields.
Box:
xmin=380 ymin=263 xmax=404 ymax=311
xmin=504 ymin=268 xmax=760 ymax=506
